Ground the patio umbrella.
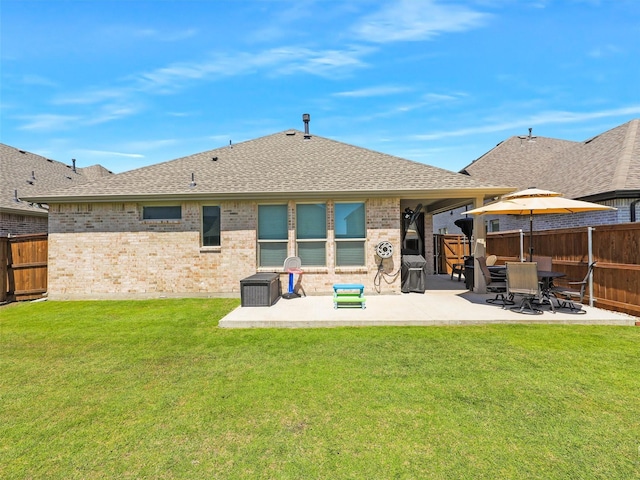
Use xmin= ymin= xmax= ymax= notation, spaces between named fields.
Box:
xmin=463 ymin=188 xmax=615 ymax=261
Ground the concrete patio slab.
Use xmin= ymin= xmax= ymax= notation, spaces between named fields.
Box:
xmin=219 ymin=275 xmax=637 ymax=328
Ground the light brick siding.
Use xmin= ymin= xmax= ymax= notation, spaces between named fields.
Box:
xmin=47 ymin=198 xmax=406 ymax=299
xmin=423 ymin=213 xmax=435 ymax=274
xmin=1 ymin=212 xmax=48 ymax=236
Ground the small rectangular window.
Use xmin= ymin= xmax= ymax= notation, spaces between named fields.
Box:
xmin=142 ymin=206 xmax=181 ymax=220
xmin=202 ymin=206 xmax=220 ymax=247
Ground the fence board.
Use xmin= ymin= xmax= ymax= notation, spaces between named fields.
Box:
xmin=435 ymin=234 xmax=469 ymax=274
xmin=5 ymin=233 xmax=48 ymax=302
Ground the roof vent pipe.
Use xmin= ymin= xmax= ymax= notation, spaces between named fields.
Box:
xmin=302 ymin=113 xmax=310 ymax=135
xmin=14 ymin=189 xmax=20 ymax=202
xmin=72 ymin=158 xmax=77 ymax=173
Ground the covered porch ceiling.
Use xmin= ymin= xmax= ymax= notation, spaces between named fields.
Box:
xmin=399 ymin=187 xmax=514 ymax=215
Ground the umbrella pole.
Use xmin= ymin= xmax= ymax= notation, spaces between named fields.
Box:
xmin=529 ymin=212 xmax=534 ymax=262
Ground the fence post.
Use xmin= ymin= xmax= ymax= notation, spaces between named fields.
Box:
xmin=519 ymin=229 xmax=524 ymax=262
xmin=588 ymin=227 xmax=594 ymax=307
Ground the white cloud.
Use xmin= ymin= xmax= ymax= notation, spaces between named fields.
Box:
xmin=167 ymin=111 xmax=193 ymax=117
xmin=103 ymin=25 xmax=198 ymax=42
xmin=86 ymin=104 xmax=142 ymax=125
xmin=588 ymin=44 xmax=622 ymax=58
xmin=352 ymin=0 xmax=490 ymax=43
xmin=16 ymin=102 xmax=140 ymax=131
xmin=245 ymin=0 xmax=319 ymax=43
xmin=422 ymin=93 xmax=464 ymax=102
xmin=18 ymin=114 xmax=80 ymax=131
xmin=133 ymin=45 xmax=373 ymax=94
xmin=207 ymin=135 xmax=233 ymax=143
xmin=334 ymin=85 xmax=412 ymax=97
xmin=121 ymin=139 xmax=179 ymax=151
xmin=17 ymin=43 xmax=374 ymax=134
xmin=412 ymin=105 xmax=640 ymax=140
xmin=271 ymin=46 xmax=372 ymax=77
xmin=53 ymin=88 xmax=128 ymax=106
xmin=22 ymin=75 xmax=58 ymax=88
xmin=75 ymin=149 xmax=144 ymax=158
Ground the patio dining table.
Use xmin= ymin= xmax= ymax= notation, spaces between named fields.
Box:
xmin=537 ymin=270 xmax=566 ymax=312
xmin=490 ymin=266 xmax=566 ymax=313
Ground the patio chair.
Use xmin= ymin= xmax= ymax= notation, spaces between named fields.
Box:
xmin=477 ymin=256 xmax=513 ymax=307
xmin=531 ymin=255 xmax=553 ymax=272
xmin=550 ymin=262 xmax=596 ymax=313
xmin=486 ymin=254 xmax=498 ymax=266
xmin=506 ymin=262 xmax=543 ymax=315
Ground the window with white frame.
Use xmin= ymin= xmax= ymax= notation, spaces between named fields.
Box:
xmin=296 ymin=203 xmax=326 ymax=266
xmin=258 ymin=204 xmax=288 ymax=267
xmin=202 ymin=206 xmax=220 ymax=247
xmin=334 ymin=202 xmax=366 ymax=266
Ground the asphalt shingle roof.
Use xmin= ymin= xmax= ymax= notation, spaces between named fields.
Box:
xmin=29 ymin=130 xmax=511 ymax=201
xmin=1 ymin=143 xmax=113 ymax=215
xmin=461 ymin=119 xmax=640 ymax=200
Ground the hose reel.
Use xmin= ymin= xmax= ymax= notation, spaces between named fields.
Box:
xmin=375 ymin=241 xmax=394 ymax=259
xmin=374 ymin=241 xmax=399 ymax=293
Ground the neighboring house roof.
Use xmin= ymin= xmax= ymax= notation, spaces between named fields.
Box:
xmin=24 ymin=129 xmax=514 ymax=211
xmin=79 ymin=164 xmax=113 ymax=180
xmin=0 ymin=143 xmax=113 ymax=216
xmin=461 ymin=119 xmax=640 ymax=201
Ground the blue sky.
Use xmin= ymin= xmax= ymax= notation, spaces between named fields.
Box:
xmin=2 ymin=0 xmax=639 ymax=174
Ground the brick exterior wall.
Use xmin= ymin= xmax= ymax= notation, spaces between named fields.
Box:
xmin=423 ymin=213 xmax=435 ymax=275
xmin=47 ymin=198 xmax=406 ymax=299
xmin=433 ymin=198 xmax=637 ymax=235
xmin=1 ymin=212 xmax=48 ymax=236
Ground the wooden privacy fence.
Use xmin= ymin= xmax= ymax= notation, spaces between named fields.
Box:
xmin=434 ymin=234 xmax=470 ymax=275
xmin=0 ymin=233 xmax=48 ymax=303
xmin=486 ymin=223 xmax=640 ymax=317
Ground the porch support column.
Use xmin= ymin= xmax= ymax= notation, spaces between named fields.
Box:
xmin=472 ymin=196 xmax=487 ymax=293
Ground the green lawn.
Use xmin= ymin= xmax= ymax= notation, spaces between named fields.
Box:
xmin=1 ymin=299 xmax=639 ymax=479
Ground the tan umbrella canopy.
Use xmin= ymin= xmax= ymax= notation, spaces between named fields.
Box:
xmin=464 ymin=188 xmax=616 ymax=261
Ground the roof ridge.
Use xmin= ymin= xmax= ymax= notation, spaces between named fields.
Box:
xmin=611 ymin=118 xmax=639 ymax=190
